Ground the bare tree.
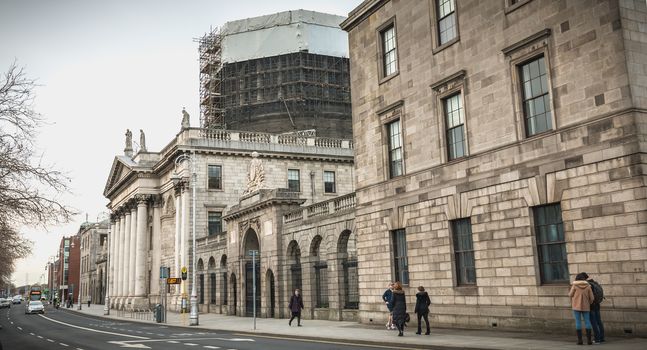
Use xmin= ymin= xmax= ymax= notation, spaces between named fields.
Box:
xmin=0 ymin=62 xmax=75 ymax=282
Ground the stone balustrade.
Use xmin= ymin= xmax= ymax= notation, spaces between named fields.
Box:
xmin=283 ymin=192 xmax=356 ymax=225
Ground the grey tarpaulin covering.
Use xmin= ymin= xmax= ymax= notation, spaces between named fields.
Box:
xmin=220 ymin=9 xmax=348 ymax=63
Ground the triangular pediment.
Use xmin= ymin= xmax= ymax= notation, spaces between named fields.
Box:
xmin=103 ymin=156 xmax=136 ymax=198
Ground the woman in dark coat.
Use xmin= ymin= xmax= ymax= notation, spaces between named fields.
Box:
xmin=288 ymin=288 xmax=304 ymax=327
xmin=389 ymin=281 xmax=407 ymax=336
xmin=414 ymin=286 xmax=431 ymax=335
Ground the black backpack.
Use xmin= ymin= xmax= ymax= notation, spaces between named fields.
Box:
xmin=589 ymin=280 xmax=604 ymax=304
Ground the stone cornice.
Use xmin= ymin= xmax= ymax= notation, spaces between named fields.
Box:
xmin=341 ymin=0 xmax=389 ymax=32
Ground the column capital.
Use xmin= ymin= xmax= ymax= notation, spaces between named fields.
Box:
xmin=151 ymin=194 xmax=163 ymax=208
xmin=134 ymin=194 xmax=152 ymax=206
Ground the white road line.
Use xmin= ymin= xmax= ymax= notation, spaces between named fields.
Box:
xmin=16 ymin=326 xmax=22 ymax=330
xmin=30 ymin=332 xmax=35 ymax=336
xmin=38 ymin=314 xmax=148 ymax=339
xmin=167 ymin=340 xmax=180 ymax=343
xmin=10 ymin=321 xmax=13 ymax=324
xmin=60 ymin=343 xmax=69 ymax=347
xmin=203 ymin=347 xmax=220 ymax=349
xmin=184 ymin=344 xmax=198 ymax=347
xmin=47 ymin=339 xmax=55 ymax=342
xmin=37 ymin=335 xmax=43 ymax=339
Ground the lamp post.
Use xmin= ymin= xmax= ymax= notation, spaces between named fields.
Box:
xmin=171 ymin=151 xmax=198 ymax=326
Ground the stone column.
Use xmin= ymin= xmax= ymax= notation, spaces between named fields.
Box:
xmin=122 ymin=210 xmax=132 ymax=302
xmin=133 ymin=196 xmax=149 ymax=306
xmin=174 ymin=187 xmax=182 ymax=298
xmin=150 ymin=195 xmax=162 ymax=302
xmin=109 ymin=217 xmax=117 ymax=308
xmin=128 ymin=205 xmax=138 ymax=300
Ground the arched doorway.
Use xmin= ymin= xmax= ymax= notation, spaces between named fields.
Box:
xmin=266 ymin=269 xmax=276 ymax=318
xmin=310 ymin=235 xmax=329 ymax=308
xmin=208 ymin=257 xmax=216 ymax=305
xmin=339 ymin=230 xmax=358 ymax=310
xmin=243 ymin=229 xmax=261 ymax=317
xmin=287 ymin=240 xmax=302 ymax=294
xmin=197 ymin=258 xmax=205 ymax=305
xmin=230 ymin=273 xmax=237 ymax=315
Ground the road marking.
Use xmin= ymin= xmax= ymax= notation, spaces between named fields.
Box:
xmin=167 ymin=341 xmax=179 ymax=343
xmin=16 ymin=326 xmax=22 ymax=330
xmin=114 ymin=338 xmax=254 ymax=345
xmin=184 ymin=344 xmax=198 ymax=346
xmin=38 ymin=314 xmax=148 ymax=339
xmin=233 ymin=333 xmax=426 ymax=350
xmin=203 ymin=347 xmax=220 ymax=349
xmin=30 ymin=332 xmax=35 ymax=336
xmin=37 ymin=335 xmax=43 ymax=339
xmin=47 ymin=339 xmax=55 ymax=342
xmin=10 ymin=321 xmax=13 ymax=324
xmin=60 ymin=343 xmax=69 ymax=347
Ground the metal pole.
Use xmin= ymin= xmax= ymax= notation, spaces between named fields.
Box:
xmin=104 ymin=235 xmax=110 ymax=315
xmin=189 ymin=152 xmax=199 ymax=326
xmin=253 ymin=250 xmax=256 ymax=330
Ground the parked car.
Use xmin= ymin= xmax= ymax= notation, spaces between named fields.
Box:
xmin=12 ymin=296 xmax=21 ymax=305
xmin=0 ymin=298 xmax=11 ymax=309
xmin=25 ymin=300 xmax=45 ymax=314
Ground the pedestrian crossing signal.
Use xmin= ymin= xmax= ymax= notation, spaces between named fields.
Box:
xmin=181 ymin=266 xmax=188 ymax=280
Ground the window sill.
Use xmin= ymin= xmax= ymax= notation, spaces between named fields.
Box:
xmin=324 ymin=192 xmax=337 ymax=196
xmin=432 ymin=36 xmax=460 ymax=55
xmin=379 ymin=71 xmax=399 ymax=85
xmin=525 ymin=127 xmax=554 ymax=140
xmin=504 ymin=0 xmax=532 ymax=15
xmin=207 ymin=188 xmax=224 ymax=192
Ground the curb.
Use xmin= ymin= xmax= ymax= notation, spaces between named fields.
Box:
xmin=62 ymin=308 xmax=486 ymax=350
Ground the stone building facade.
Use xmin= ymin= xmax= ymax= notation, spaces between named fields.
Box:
xmin=341 ymin=0 xmax=647 ymax=334
xmin=104 ymin=119 xmax=357 ymax=320
xmin=78 ymin=220 xmax=109 ymax=305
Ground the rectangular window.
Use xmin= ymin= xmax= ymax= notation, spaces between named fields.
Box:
xmin=520 ymin=56 xmax=552 ymax=136
xmin=391 ymin=229 xmax=409 ymax=285
xmin=444 ymin=94 xmax=466 ymax=160
xmin=534 ymin=203 xmax=569 ymax=283
xmin=210 ymin=273 xmax=216 ymax=304
xmin=208 ymin=212 xmax=222 ymax=236
xmin=222 ymin=273 xmax=228 ymax=305
xmin=287 ymin=169 xmax=300 ymax=192
xmin=324 ymin=171 xmax=336 ymax=193
xmin=208 ymin=165 xmax=222 ymax=190
xmin=437 ymin=0 xmax=457 ymax=45
xmin=314 ymin=262 xmax=329 ymax=308
xmin=387 ymin=119 xmax=403 ymax=178
xmin=452 ymin=218 xmax=476 ymax=285
xmin=381 ymin=25 xmax=397 ymax=77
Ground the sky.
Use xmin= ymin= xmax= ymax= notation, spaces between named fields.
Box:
xmin=0 ymin=0 xmax=358 ymax=287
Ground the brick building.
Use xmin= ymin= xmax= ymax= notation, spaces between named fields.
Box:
xmin=341 ymin=0 xmax=647 ymax=335
xmin=54 ymin=235 xmax=80 ymax=304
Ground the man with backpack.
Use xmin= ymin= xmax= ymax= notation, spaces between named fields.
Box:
xmin=583 ymin=272 xmax=605 ymax=344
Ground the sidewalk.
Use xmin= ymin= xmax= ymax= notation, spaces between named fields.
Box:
xmin=71 ymin=305 xmax=647 ymax=350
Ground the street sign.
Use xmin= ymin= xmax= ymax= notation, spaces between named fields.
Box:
xmin=166 ymin=278 xmax=181 ymax=285
xmin=160 ymin=266 xmax=170 ymax=279
xmin=181 ymin=267 xmax=188 ymax=280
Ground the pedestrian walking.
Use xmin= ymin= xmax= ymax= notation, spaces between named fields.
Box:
xmin=288 ymin=288 xmax=304 ymax=327
xmin=414 ymin=286 xmax=431 ymax=335
xmin=390 ymin=281 xmax=407 ymax=337
xmin=87 ymin=295 xmax=91 ymax=308
xmin=569 ymin=272 xmax=595 ymax=345
xmin=583 ymin=272 xmax=606 ymax=344
xmin=382 ymin=282 xmax=395 ymax=330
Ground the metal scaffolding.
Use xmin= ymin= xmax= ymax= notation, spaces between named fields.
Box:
xmin=196 ymin=27 xmax=224 ymax=130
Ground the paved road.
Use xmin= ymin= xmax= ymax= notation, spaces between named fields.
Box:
xmin=0 ymin=304 xmax=425 ymax=350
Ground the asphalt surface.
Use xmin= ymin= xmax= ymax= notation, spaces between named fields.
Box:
xmin=0 ymin=303 xmax=422 ymax=350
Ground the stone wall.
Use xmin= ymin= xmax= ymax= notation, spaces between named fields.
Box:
xmin=344 ymin=0 xmax=647 ymax=334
